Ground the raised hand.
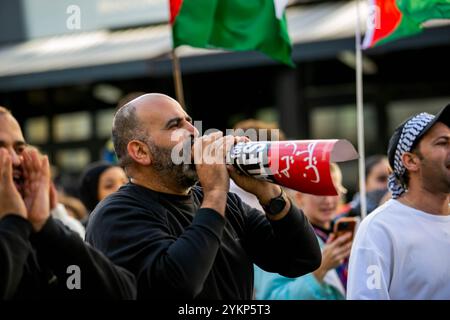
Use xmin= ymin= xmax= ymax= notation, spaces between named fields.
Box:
xmin=0 ymin=149 xmax=27 ymax=219
xmin=22 ymin=148 xmax=51 ymax=232
xmin=193 ymin=132 xmax=236 ymax=216
xmin=49 ymin=182 xmax=58 ymax=211
xmin=227 ymin=137 xmax=290 ymax=216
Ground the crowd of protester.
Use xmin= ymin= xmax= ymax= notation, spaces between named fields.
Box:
xmin=1 ymin=93 xmax=449 ymax=300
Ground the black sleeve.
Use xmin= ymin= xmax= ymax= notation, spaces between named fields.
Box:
xmin=236 ymin=195 xmax=322 ymax=278
xmin=0 ymin=215 xmax=33 ymax=300
xmin=87 ymin=205 xmax=226 ymax=299
xmin=31 ymin=217 xmax=137 ymax=300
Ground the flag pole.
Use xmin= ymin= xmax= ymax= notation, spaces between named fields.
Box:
xmin=355 ymin=0 xmax=367 ymax=219
xmin=171 ymin=48 xmax=186 ymax=109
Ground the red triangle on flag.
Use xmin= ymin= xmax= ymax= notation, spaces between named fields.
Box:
xmin=169 ymin=0 xmax=184 ymax=24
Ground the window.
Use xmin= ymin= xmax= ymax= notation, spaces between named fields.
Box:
xmin=53 ymin=112 xmax=91 ymax=142
xmin=96 ymin=108 xmax=115 ymax=138
xmin=56 ymin=148 xmax=90 ymax=172
xmin=310 ymin=104 xmax=377 ymax=148
xmin=310 ymin=104 xmax=378 ymax=199
xmin=24 ymin=117 xmax=49 ymax=144
xmin=387 ymin=97 xmax=450 ymax=135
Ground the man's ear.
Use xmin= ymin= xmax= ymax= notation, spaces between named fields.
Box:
xmin=402 ymin=151 xmax=420 ymax=173
xmin=127 ymin=140 xmax=152 ymax=166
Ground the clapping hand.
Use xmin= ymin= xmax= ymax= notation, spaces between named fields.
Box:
xmin=0 ymin=149 xmax=27 ymax=220
xmin=21 ymin=148 xmax=51 ymax=232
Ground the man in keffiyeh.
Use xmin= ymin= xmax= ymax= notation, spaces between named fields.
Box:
xmin=347 ymin=103 xmax=450 ymax=300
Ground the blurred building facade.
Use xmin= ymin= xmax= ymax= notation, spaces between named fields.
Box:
xmin=0 ymin=0 xmax=449 ymax=196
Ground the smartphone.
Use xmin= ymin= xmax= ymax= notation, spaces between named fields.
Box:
xmin=333 ymin=217 xmax=358 ymax=241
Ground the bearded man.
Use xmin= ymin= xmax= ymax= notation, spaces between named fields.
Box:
xmin=86 ymin=93 xmax=321 ymax=299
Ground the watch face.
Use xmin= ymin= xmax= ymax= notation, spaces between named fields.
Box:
xmin=269 ymin=197 xmax=286 ymax=215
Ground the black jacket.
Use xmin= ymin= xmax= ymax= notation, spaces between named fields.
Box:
xmin=86 ymin=183 xmax=321 ymax=299
xmin=0 ymin=214 xmax=136 ymax=300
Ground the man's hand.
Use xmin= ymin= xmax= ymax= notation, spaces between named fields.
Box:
xmin=22 ymin=149 xmax=51 ymax=232
xmin=193 ymin=132 xmax=236 ymax=216
xmin=0 ymin=149 xmax=27 ymax=220
xmin=226 ymin=137 xmax=283 ymax=201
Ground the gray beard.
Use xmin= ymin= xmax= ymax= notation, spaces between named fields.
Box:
xmin=149 ymin=142 xmax=198 ymax=189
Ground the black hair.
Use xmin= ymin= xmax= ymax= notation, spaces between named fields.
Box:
xmin=112 ymin=102 xmax=147 ymax=168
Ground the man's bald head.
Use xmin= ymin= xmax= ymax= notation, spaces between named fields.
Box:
xmin=127 ymin=93 xmax=178 ymax=109
xmin=0 ymin=106 xmax=21 ymax=133
xmin=0 ymin=106 xmax=12 ymax=116
xmin=112 ymin=93 xmax=180 ymax=168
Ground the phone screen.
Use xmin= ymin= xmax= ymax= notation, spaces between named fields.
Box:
xmin=334 ymin=218 xmax=357 ymax=241
xmin=337 ymin=221 xmax=353 ymax=231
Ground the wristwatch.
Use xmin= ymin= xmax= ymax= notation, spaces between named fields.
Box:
xmin=262 ymin=187 xmax=287 ymax=216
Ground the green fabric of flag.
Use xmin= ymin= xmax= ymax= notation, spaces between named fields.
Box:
xmin=170 ymin=0 xmax=294 ymax=66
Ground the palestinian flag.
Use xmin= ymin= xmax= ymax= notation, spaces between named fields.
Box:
xmin=169 ymin=0 xmax=294 ymax=66
xmin=363 ymin=0 xmax=450 ymax=49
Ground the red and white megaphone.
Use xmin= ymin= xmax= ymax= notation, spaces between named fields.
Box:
xmin=229 ymin=139 xmax=358 ymax=196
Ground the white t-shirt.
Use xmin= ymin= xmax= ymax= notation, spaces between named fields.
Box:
xmin=347 ymin=199 xmax=450 ymax=300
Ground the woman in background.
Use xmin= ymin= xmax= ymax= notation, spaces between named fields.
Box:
xmin=79 ymin=161 xmax=128 ymax=225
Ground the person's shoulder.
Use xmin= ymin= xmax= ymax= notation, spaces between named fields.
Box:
xmin=104 ymin=183 xmax=161 ymax=206
xmin=86 ymin=184 xmax=170 ymax=242
xmin=350 ymin=199 xmax=406 ymax=259
xmin=361 ymin=199 xmax=398 ymax=223
xmin=356 ymin=199 xmax=404 ymax=240
xmin=89 ymin=184 xmax=163 ymax=224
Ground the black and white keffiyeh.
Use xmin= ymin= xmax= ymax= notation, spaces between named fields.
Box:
xmin=388 ymin=112 xmax=435 ymax=199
